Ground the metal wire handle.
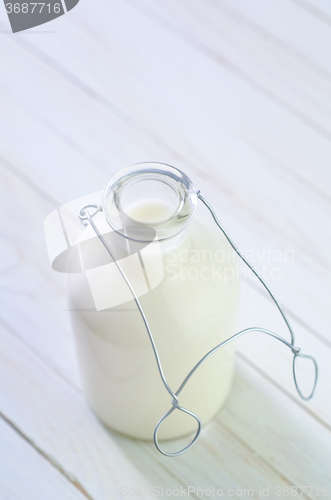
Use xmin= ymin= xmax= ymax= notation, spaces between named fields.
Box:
xmin=78 ymin=193 xmax=318 ymax=457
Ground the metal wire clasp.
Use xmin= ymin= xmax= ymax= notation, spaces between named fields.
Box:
xmin=78 ymin=194 xmax=318 ymax=457
xmin=78 ymin=204 xmax=103 ymax=226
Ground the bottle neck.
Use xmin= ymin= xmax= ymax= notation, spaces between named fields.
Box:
xmin=102 ymin=162 xmax=198 ymax=243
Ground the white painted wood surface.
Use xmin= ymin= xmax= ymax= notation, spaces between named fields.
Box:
xmin=0 ymin=0 xmax=330 ymax=498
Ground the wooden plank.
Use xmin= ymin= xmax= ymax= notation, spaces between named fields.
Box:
xmin=0 ymin=321 xmax=330 ymax=500
xmin=63 ymin=0 xmax=331 ymax=192
xmin=291 ymin=0 xmax=331 ymax=22
xmin=221 ymin=360 xmax=331 ymax=491
xmin=1 ymin=2 xmax=331 ymax=200
xmin=0 ymin=161 xmax=81 ymax=387
xmin=128 ymin=0 xmax=331 ymax=134
xmin=0 ymin=415 xmax=87 ymax=500
xmin=126 ymin=0 xmax=331 ymax=201
xmin=237 ymin=279 xmax=331 ymax=427
xmin=206 ymin=0 xmax=331 ymax=78
xmin=0 ymin=40 xmax=330 ymax=344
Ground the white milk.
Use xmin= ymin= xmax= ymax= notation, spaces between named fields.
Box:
xmin=67 ymin=198 xmax=240 ymax=440
xmin=125 ymin=198 xmax=176 ymax=223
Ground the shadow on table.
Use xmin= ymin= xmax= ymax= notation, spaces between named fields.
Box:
xmin=102 ymin=360 xmax=330 ymax=498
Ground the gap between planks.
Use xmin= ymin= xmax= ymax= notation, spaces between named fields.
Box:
xmin=0 ymin=410 xmax=94 ymax=500
xmin=205 ymin=0 xmax=331 ymax=81
xmin=289 ymin=0 xmax=331 ymax=29
xmin=216 ymin=421 xmax=313 ymax=500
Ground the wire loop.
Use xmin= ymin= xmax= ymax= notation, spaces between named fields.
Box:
xmin=293 ymin=352 xmax=318 ymax=401
xmin=154 ymin=404 xmax=202 ymax=457
xmin=78 ymin=204 xmax=102 ymax=225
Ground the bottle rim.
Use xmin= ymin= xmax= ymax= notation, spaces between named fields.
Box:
xmin=102 ymin=162 xmax=198 ymax=242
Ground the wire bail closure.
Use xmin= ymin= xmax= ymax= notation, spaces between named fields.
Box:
xmin=78 ymin=190 xmax=318 ymax=457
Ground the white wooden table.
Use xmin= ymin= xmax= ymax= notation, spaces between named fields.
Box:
xmin=0 ymin=0 xmax=331 ymax=498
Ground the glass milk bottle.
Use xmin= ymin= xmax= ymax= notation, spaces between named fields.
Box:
xmin=67 ymin=163 xmax=240 ymax=440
